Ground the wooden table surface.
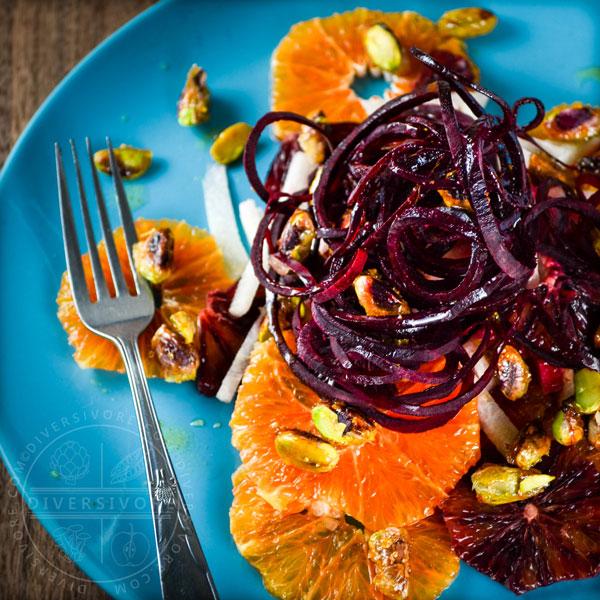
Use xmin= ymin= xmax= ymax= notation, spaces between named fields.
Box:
xmin=0 ymin=3 xmax=156 ymax=598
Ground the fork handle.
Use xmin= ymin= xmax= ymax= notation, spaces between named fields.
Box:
xmin=118 ymin=336 xmax=220 ymax=600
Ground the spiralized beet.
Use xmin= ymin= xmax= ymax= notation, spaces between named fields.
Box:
xmin=243 ymin=48 xmax=600 ymax=432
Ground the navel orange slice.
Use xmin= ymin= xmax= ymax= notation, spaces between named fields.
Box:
xmin=230 ymin=335 xmax=480 ymax=531
xmin=230 ymin=469 xmax=459 ymax=600
xmin=271 ymin=8 xmax=479 ymax=138
xmin=57 ymin=218 xmax=232 ymax=378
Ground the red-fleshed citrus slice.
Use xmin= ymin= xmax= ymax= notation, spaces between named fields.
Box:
xmin=441 ymin=442 xmax=600 ymax=595
xmin=230 ymin=335 xmax=480 ymax=531
xmin=57 ymin=218 xmax=232 ymax=378
xmin=230 ymin=469 xmax=459 ymax=600
xmin=271 ymin=8 xmax=480 ymax=138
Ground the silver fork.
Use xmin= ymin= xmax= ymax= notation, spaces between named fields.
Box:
xmin=55 ymin=138 xmax=219 ymax=600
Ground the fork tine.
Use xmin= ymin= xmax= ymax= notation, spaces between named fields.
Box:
xmin=70 ymin=140 xmax=110 ymax=302
xmin=107 ymin=137 xmax=143 ymax=294
xmin=56 ymin=143 xmax=90 ymax=310
xmin=86 ymin=138 xmax=130 ymax=297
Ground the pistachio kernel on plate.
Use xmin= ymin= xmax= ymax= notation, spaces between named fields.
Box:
xmin=364 ymin=23 xmax=403 ymax=72
xmin=93 ymin=144 xmax=152 ymax=180
xmin=132 ymin=227 xmax=175 ymax=285
xmin=274 ymin=429 xmax=339 ymax=473
xmin=210 ymin=122 xmax=253 ymax=165
xmin=177 ymin=64 xmax=210 ymax=126
xmin=437 ymin=7 xmax=498 ymax=39
xmin=496 ymin=344 xmax=532 ymax=401
xmin=151 ymin=324 xmax=199 ymax=383
xmin=368 ymin=527 xmax=411 ymax=600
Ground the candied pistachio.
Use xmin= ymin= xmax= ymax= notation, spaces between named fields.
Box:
xmin=151 ymin=324 xmax=199 ymax=383
xmin=437 ymin=8 xmax=497 ymax=39
xmin=311 ymin=404 xmax=376 ymax=446
xmin=278 ymin=209 xmax=316 ymax=263
xmin=132 ymin=228 xmax=175 ymax=284
xmin=496 ymin=345 xmax=532 ymax=401
xmin=210 ymin=122 xmax=252 ymax=165
xmin=552 ymin=401 xmax=585 ymax=446
xmin=93 ymin=144 xmax=152 ymax=180
xmin=169 ymin=310 xmax=196 ymax=344
xmin=367 ymin=527 xmax=410 ymax=600
xmin=177 ymin=64 xmax=210 ymax=126
xmin=354 ymin=274 xmax=410 ymax=317
xmin=507 ymin=422 xmax=551 ymax=470
xmin=574 ymin=368 xmax=600 ymax=414
xmin=274 ymin=429 xmax=339 ymax=473
xmin=589 ymin=411 xmax=600 ymax=450
xmin=364 ymin=23 xmax=403 ymax=72
xmin=531 ymin=102 xmax=600 ymax=142
xmin=471 ymin=464 xmax=554 ymax=505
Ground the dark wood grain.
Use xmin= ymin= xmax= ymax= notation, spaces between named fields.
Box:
xmin=0 ymin=2 xmax=156 ymax=598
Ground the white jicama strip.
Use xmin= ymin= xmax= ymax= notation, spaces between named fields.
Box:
xmin=228 ymin=199 xmax=265 ymax=319
xmin=464 ymin=338 xmax=519 ymax=456
xmin=215 ymin=309 xmax=265 ymax=403
xmin=238 ymin=198 xmax=264 ymax=248
xmin=281 ymin=150 xmax=317 ymax=195
xmin=202 ymin=164 xmax=248 ymax=279
xmin=229 ymin=261 xmax=261 ymax=318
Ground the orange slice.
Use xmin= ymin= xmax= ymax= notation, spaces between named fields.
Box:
xmin=271 ymin=8 xmax=477 ymax=138
xmin=230 ymin=470 xmax=459 ymax=600
xmin=57 ymin=218 xmax=232 ymax=378
xmin=230 ymin=335 xmax=480 ymax=531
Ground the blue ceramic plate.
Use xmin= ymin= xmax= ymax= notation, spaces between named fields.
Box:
xmin=0 ymin=1 xmax=599 ymax=598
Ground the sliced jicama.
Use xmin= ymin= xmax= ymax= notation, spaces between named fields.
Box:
xmin=239 ymin=198 xmax=264 ymax=248
xmin=464 ymin=338 xmax=519 ymax=456
xmin=228 ymin=199 xmax=266 ymax=319
xmin=216 ymin=309 xmax=266 ymax=403
xmin=229 ymin=261 xmax=261 ymax=318
xmin=281 ymin=150 xmax=317 ymax=195
xmin=202 ymin=164 xmax=248 ymax=279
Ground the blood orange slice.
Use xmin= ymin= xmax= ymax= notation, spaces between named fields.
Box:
xmin=230 ymin=335 xmax=480 ymax=531
xmin=271 ymin=8 xmax=480 ymax=138
xmin=230 ymin=469 xmax=459 ymax=600
xmin=441 ymin=443 xmax=600 ymax=595
xmin=57 ymin=218 xmax=232 ymax=378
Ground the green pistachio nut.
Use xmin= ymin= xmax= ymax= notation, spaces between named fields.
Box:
xmin=177 ymin=64 xmax=210 ymax=126
xmin=210 ymin=122 xmax=253 ymax=165
xmin=93 ymin=144 xmax=152 ymax=180
xmin=274 ymin=430 xmax=339 ymax=473
xmin=367 ymin=527 xmax=410 ymax=600
xmin=311 ymin=405 xmax=376 ymax=446
xmin=437 ymin=8 xmax=498 ymax=39
xmin=508 ymin=422 xmax=552 ymax=470
xmin=471 ymin=464 xmax=554 ymax=505
xmin=169 ymin=310 xmax=196 ymax=344
xmin=132 ymin=228 xmax=175 ymax=284
xmin=574 ymin=368 xmax=600 ymax=414
xmin=364 ymin=23 xmax=403 ymax=72
xmin=552 ymin=403 xmax=585 ymax=446
xmin=278 ymin=209 xmax=316 ymax=263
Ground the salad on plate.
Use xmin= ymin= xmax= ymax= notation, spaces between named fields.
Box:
xmin=57 ymin=6 xmax=600 ymax=600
